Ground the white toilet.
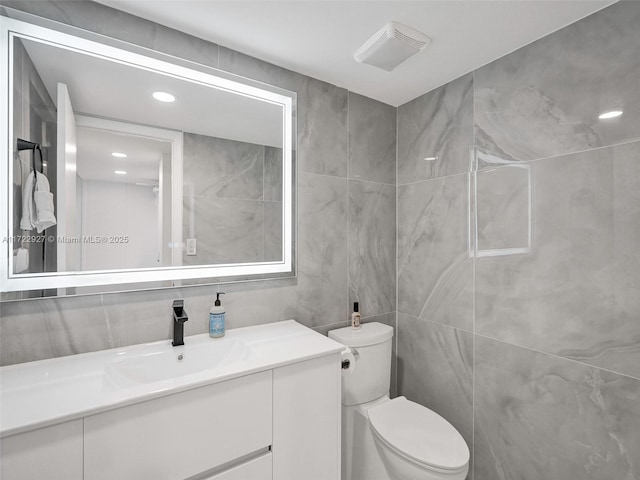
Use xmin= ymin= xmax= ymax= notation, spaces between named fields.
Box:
xmin=329 ymin=322 xmax=469 ymax=480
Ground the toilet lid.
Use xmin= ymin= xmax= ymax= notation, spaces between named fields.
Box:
xmin=368 ymin=397 xmax=470 ymax=471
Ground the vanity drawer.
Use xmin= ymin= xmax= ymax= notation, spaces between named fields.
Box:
xmin=204 ymin=452 xmax=272 ymax=480
xmin=0 ymin=420 xmax=83 ymax=480
xmin=84 ymin=370 xmax=272 ymax=480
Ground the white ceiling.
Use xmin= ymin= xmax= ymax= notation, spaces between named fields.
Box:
xmin=22 ymin=38 xmax=283 ymax=148
xmin=98 ymin=0 xmax=615 ymax=107
xmin=76 ymin=127 xmax=168 ymax=185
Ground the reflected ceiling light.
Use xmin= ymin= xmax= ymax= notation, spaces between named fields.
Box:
xmin=598 ymin=110 xmax=623 ymax=119
xmin=424 ymin=156 xmax=438 ymax=161
xmin=114 ymin=170 xmax=127 ymax=175
xmin=152 ymin=91 xmax=176 ymax=103
xmin=112 ymin=152 xmax=127 ymax=158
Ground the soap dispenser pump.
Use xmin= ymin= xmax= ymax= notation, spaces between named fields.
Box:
xmin=209 ymin=292 xmax=226 ymax=338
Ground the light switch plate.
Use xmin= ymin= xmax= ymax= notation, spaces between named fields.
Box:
xmin=186 ymin=238 xmax=197 ymax=256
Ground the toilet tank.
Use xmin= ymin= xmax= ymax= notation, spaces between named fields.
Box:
xmin=328 ymin=322 xmax=393 ymax=406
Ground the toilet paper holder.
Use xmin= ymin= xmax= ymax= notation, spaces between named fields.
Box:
xmin=341 ymin=347 xmax=359 ymax=370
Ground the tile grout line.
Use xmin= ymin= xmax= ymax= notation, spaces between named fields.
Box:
xmin=349 ymin=177 xmax=396 ymax=188
xmin=302 ymin=169 xmax=394 ymax=186
xmin=472 ymin=329 xmax=640 ymax=383
xmin=397 ymin=311 xmax=640 ymax=383
xmin=397 ymin=136 xmax=640 ymax=189
xmin=395 ymin=102 xmax=400 ymax=398
xmin=398 ymin=169 xmax=470 ymax=188
xmin=475 ymin=136 xmax=640 ymax=172
xmin=471 ymin=68 xmax=476 ymax=480
xmin=346 ymin=91 xmax=351 ymax=324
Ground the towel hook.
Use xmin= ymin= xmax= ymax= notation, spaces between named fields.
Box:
xmin=16 ymin=138 xmax=44 ymax=174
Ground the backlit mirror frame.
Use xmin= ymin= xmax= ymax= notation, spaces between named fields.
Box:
xmin=0 ymin=14 xmax=295 ymax=293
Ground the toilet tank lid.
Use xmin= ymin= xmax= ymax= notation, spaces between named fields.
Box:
xmin=328 ymin=322 xmax=393 ymax=347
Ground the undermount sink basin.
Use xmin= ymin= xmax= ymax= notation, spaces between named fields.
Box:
xmin=103 ymin=338 xmax=254 ymax=389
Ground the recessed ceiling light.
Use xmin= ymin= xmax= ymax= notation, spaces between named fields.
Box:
xmin=114 ymin=170 xmax=127 ymax=175
xmin=424 ymin=156 xmax=438 ymax=161
xmin=598 ymin=110 xmax=623 ymax=119
xmin=112 ymin=152 xmax=127 ymax=158
xmin=152 ymin=91 xmax=176 ymax=103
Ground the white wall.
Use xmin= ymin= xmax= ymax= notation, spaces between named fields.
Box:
xmin=81 ymin=180 xmax=159 ymax=271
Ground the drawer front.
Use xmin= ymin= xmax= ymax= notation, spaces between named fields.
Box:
xmin=0 ymin=420 xmax=83 ymax=480
xmin=204 ymin=452 xmax=272 ymax=480
xmin=84 ymin=370 xmax=272 ymax=480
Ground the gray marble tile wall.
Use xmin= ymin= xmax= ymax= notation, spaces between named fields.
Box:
xmin=397 ymin=2 xmax=640 ymax=479
xmin=181 ymin=133 xmax=282 ymax=265
xmin=0 ymin=1 xmax=397 ymax=374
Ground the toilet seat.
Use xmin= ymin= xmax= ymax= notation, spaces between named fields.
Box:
xmin=368 ymin=396 xmax=469 ymax=473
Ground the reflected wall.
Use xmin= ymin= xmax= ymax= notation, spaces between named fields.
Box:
xmin=11 ymin=37 xmax=58 ymax=298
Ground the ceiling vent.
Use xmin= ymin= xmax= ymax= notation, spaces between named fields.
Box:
xmin=354 ymin=21 xmax=431 ymax=72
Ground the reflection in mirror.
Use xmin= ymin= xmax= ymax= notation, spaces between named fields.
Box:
xmin=183 ymin=134 xmax=283 ymax=266
xmin=75 ymin=123 xmax=172 ymax=271
xmin=2 ymin=16 xmax=294 ymax=296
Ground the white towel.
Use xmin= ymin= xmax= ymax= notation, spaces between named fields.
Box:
xmin=20 ymin=171 xmax=57 ymax=233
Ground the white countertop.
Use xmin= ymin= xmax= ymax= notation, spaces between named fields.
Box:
xmin=0 ymin=320 xmax=344 ymax=437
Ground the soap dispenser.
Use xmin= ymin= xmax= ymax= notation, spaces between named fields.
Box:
xmin=209 ymin=292 xmax=226 ymax=338
xmin=351 ymin=302 xmax=361 ymax=329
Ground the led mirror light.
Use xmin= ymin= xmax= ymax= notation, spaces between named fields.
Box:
xmin=114 ymin=170 xmax=127 ymax=175
xmin=598 ymin=110 xmax=623 ymax=119
xmin=152 ymin=91 xmax=176 ymax=103
xmin=112 ymin=152 xmax=127 ymax=158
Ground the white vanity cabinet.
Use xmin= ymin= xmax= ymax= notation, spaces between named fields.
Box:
xmin=1 ymin=353 xmax=340 ymax=480
xmin=0 ymin=321 xmax=344 ymax=480
xmin=84 ymin=371 xmax=273 ymax=480
xmin=273 ymin=355 xmax=341 ymax=480
xmin=0 ymin=420 xmax=83 ymax=480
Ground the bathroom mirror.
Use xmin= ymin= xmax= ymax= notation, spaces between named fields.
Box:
xmin=0 ymin=13 xmax=295 ymax=297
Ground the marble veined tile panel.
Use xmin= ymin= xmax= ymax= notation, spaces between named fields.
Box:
xmin=182 ymin=196 xmax=264 ymax=265
xmin=475 ymin=1 xmax=640 ymax=167
xmin=397 ymin=174 xmax=473 ymax=331
xmin=349 ymin=180 xmax=396 ymax=318
xmin=613 ymin=143 xmax=640 ymax=375
xmin=263 ymin=201 xmax=283 ymax=262
xmin=291 ymin=172 xmax=348 ymax=327
xmin=476 ymin=141 xmax=640 ymax=379
xmin=219 ymin=47 xmax=348 ymax=177
xmin=348 ymin=92 xmax=396 ymax=185
xmin=398 ymin=73 xmax=473 ymax=184
xmin=183 ymin=133 xmax=264 ymax=200
xmin=1 ymin=1 xmax=219 ymax=67
xmin=474 ymin=335 xmax=640 ymax=480
xmin=476 ymin=164 xmax=531 ymax=254
xmin=263 ymin=146 xmax=283 ymax=202
xmin=397 ymin=314 xmax=474 ymax=463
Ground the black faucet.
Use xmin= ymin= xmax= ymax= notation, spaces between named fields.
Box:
xmin=172 ymin=300 xmax=188 ymax=347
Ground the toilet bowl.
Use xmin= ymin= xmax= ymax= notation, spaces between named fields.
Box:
xmin=329 ymin=323 xmax=469 ymax=480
